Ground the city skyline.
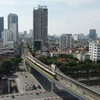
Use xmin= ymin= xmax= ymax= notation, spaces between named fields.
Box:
xmin=0 ymin=0 xmax=100 ymax=36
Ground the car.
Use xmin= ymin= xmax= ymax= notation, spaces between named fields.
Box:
xmin=30 ymin=85 xmax=33 ymax=90
xmin=24 ymin=83 xmax=28 ymax=90
xmin=36 ymin=93 xmax=39 ymax=95
xmin=35 ymin=84 xmax=39 ymax=89
xmin=26 ymin=85 xmax=30 ymax=90
xmin=38 ymin=85 xmax=41 ymax=89
xmin=33 ymin=85 xmax=37 ymax=90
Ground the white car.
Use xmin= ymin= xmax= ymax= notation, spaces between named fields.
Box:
xmin=24 ymin=83 xmax=28 ymax=91
xmin=27 ymin=85 xmax=30 ymax=90
xmin=30 ymin=85 xmax=33 ymax=90
xmin=35 ymin=84 xmax=39 ymax=89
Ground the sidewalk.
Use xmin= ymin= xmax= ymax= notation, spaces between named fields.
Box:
xmin=15 ymin=78 xmax=24 ymax=94
xmin=8 ymin=74 xmax=24 ymax=94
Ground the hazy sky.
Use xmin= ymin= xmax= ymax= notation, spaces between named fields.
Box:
xmin=0 ymin=0 xmax=100 ymax=36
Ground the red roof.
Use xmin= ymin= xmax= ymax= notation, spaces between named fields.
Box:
xmin=50 ymin=51 xmax=70 ymax=55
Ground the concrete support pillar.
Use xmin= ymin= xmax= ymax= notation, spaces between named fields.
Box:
xmin=51 ymin=82 xmax=58 ymax=92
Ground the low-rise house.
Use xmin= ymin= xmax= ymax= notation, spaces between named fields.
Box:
xmin=50 ymin=51 xmax=70 ymax=57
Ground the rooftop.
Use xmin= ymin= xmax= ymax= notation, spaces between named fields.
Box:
xmin=34 ymin=5 xmax=47 ymax=10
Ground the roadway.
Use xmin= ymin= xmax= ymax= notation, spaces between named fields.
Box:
xmin=15 ymin=71 xmax=44 ymax=93
xmin=0 ymin=91 xmax=63 ymax=100
xmin=14 ymin=58 xmax=45 ymax=93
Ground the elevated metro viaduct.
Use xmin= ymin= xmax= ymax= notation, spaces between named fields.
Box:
xmin=25 ymin=56 xmax=86 ymax=100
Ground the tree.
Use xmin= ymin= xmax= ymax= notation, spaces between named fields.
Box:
xmin=84 ymin=59 xmax=92 ymax=63
xmin=73 ymin=57 xmax=79 ymax=61
xmin=53 ymin=61 xmax=63 ymax=67
xmin=38 ymin=56 xmax=52 ymax=65
xmin=97 ymin=63 xmax=100 ymax=70
xmin=84 ymin=63 xmax=92 ymax=73
xmin=91 ymin=63 xmax=98 ymax=72
xmin=0 ymin=63 xmax=5 ymax=73
xmin=0 ymin=59 xmax=12 ymax=73
xmin=31 ymin=51 xmax=36 ymax=57
xmin=13 ymin=58 xmax=22 ymax=67
xmin=15 ymin=54 xmax=21 ymax=58
xmin=67 ymin=61 xmax=77 ymax=67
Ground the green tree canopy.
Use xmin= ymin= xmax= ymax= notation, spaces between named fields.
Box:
xmin=15 ymin=54 xmax=21 ymax=58
xmin=31 ymin=51 xmax=36 ymax=57
xmin=66 ymin=61 xmax=77 ymax=67
xmin=0 ymin=59 xmax=12 ymax=73
xmin=84 ymin=59 xmax=92 ymax=63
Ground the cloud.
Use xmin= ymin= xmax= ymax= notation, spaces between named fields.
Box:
xmin=1 ymin=0 xmax=100 ymax=36
xmin=48 ymin=8 xmax=100 ymax=35
xmin=0 ymin=0 xmax=15 ymax=5
xmin=34 ymin=0 xmax=93 ymax=6
xmin=92 ymin=18 xmax=100 ymax=23
xmin=63 ymin=0 xmax=91 ymax=6
xmin=0 ymin=0 xmax=93 ymax=6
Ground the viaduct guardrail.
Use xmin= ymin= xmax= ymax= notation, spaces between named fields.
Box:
xmin=55 ymin=70 xmax=100 ymax=100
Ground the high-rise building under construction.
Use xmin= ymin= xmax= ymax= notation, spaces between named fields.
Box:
xmin=33 ymin=5 xmax=48 ymax=50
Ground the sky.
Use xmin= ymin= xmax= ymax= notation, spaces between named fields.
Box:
xmin=0 ymin=0 xmax=100 ymax=36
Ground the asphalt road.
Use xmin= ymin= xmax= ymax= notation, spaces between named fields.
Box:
xmin=0 ymin=91 xmax=62 ymax=100
xmin=15 ymin=71 xmax=45 ymax=93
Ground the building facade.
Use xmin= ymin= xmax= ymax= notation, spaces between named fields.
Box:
xmin=78 ymin=34 xmax=85 ymax=40
xmin=30 ymin=29 xmax=33 ymax=37
xmin=89 ymin=40 xmax=100 ymax=62
xmin=74 ymin=34 xmax=78 ymax=41
xmin=2 ymin=29 xmax=13 ymax=46
xmin=0 ymin=17 xmax=4 ymax=39
xmin=8 ymin=13 xmax=18 ymax=41
xmin=9 ymin=23 xmax=17 ymax=42
xmin=33 ymin=5 xmax=48 ymax=50
xmin=61 ymin=34 xmax=72 ymax=49
xmin=89 ymin=29 xmax=97 ymax=40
